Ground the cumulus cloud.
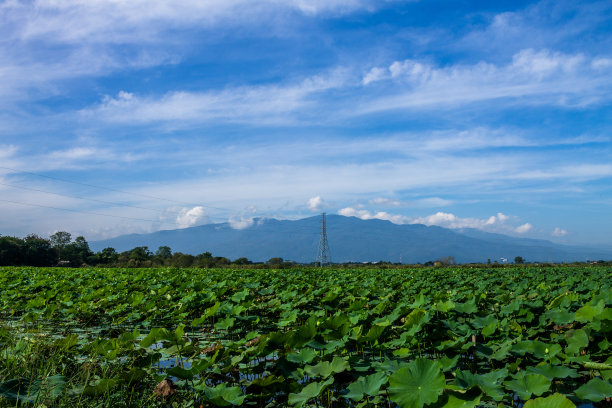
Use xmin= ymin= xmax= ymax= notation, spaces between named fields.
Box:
xmin=338 ymin=207 xmax=411 ymax=224
xmin=411 ymin=212 xmax=511 ymax=229
xmin=515 ymin=223 xmax=532 ymax=234
xmin=228 ymin=216 xmax=255 ymax=230
xmin=337 ymin=209 xmax=536 ymax=235
xmin=307 ymin=196 xmax=324 ymax=212
xmin=552 ymin=227 xmax=568 ymax=237
xmin=176 ymin=206 xmax=207 ymax=228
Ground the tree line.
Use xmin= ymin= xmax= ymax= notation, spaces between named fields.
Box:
xmin=0 ymin=231 xmax=281 ymax=268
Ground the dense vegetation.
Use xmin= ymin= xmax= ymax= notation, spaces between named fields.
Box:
xmin=0 ymin=232 xmax=260 ymax=268
xmin=0 ymin=265 xmax=610 ymax=407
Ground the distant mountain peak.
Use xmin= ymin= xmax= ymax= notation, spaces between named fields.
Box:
xmin=91 ymin=215 xmax=610 ymax=263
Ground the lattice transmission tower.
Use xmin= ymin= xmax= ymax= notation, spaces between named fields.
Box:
xmin=316 ymin=212 xmax=331 ymax=266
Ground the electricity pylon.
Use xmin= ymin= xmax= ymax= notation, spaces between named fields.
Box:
xmin=317 ymin=212 xmax=331 ymax=266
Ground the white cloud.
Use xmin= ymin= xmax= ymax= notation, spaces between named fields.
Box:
xmin=228 ymin=216 xmax=254 ymax=230
xmin=338 ymin=209 xmax=534 ymax=235
xmin=369 ymin=197 xmax=402 ymax=207
xmin=515 ymin=223 xmax=532 ymax=234
xmin=307 ymin=196 xmax=324 ymax=212
xmin=411 ymin=212 xmax=511 ymax=230
xmin=368 ymin=197 xmax=453 ymax=208
xmin=338 ymin=207 xmax=412 ymax=224
xmin=362 ymin=67 xmax=387 ymax=85
xmin=359 ymin=49 xmax=612 ymax=112
xmin=84 ymin=70 xmax=347 ymax=124
xmin=5 ymin=0 xmax=391 ymax=45
xmin=552 ymin=227 xmax=568 ymax=237
xmin=176 ymin=206 xmax=207 ymax=228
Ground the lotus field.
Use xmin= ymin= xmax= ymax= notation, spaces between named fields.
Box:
xmin=0 ymin=265 xmax=611 ymax=407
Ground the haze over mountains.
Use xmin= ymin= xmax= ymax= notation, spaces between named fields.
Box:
xmin=90 ymin=215 xmax=611 ymax=264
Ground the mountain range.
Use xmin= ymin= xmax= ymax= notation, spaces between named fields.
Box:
xmin=91 ymin=215 xmax=611 ymax=264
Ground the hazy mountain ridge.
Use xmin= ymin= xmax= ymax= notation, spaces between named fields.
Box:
xmin=91 ymin=215 xmax=611 ymax=263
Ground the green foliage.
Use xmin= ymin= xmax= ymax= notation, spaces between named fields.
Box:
xmin=0 ymin=264 xmax=610 ymax=407
xmin=388 ymin=359 xmax=445 ymax=408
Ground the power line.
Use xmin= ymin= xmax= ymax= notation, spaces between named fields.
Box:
xmin=0 ymin=181 xmax=163 ymax=213
xmin=0 ymin=165 xmax=229 ymax=212
xmin=0 ymin=198 xmax=161 ymax=223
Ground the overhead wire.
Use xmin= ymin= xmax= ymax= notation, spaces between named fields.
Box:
xmin=0 ymin=166 xmax=326 ymax=230
xmin=0 ymin=181 xmax=163 ymax=213
xmin=0 ymin=198 xmax=161 ymax=223
xmin=0 ymin=165 xmax=230 ymax=212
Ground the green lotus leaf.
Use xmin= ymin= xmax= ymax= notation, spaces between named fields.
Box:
xmin=454 ymin=369 xmax=507 ymax=401
xmin=471 ymin=315 xmax=496 ymax=330
xmin=389 ymin=358 xmax=445 ymax=408
xmin=526 ymin=364 xmax=578 ymax=380
xmin=231 ymin=289 xmax=249 ymax=303
xmin=490 ymin=341 xmax=512 ymax=361
xmin=565 ymin=328 xmax=589 ymax=356
xmin=321 ymin=314 xmax=350 ymax=331
xmin=454 ymin=298 xmax=478 ymax=314
xmin=214 ymin=316 xmax=236 ymax=330
xmin=360 ymin=323 xmax=387 ymax=343
xmin=287 ymin=348 xmax=318 ymax=364
xmin=203 ymin=383 xmax=246 ymax=406
xmin=140 ymin=328 xmax=172 ymax=348
xmin=545 ymin=309 xmax=575 ymax=325
xmin=429 ymin=388 xmax=482 ymax=408
xmin=439 ymin=355 xmax=460 ymax=372
xmin=434 ymin=300 xmax=456 ymax=313
xmin=512 ymin=340 xmax=562 ymax=359
xmin=403 ymin=308 xmax=429 ymax=336
xmin=0 ymin=375 xmax=66 ymax=404
xmin=83 ymin=378 xmax=119 ymax=396
xmin=523 ymin=392 xmax=576 ymax=408
xmin=288 ymin=378 xmax=334 ymax=407
xmin=503 ymin=372 xmax=550 ymax=400
xmin=575 ymin=299 xmax=605 ymax=323
xmin=547 ymin=293 xmax=572 ymax=310
xmin=574 ymin=377 xmax=612 ymax=402
xmin=304 ymin=356 xmax=349 ymax=378
xmin=345 ymin=372 xmax=388 ymax=401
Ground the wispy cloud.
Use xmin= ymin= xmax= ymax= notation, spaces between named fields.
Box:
xmin=71 ymin=48 xmax=612 ymax=127
xmin=552 ymin=227 xmax=568 ymax=237
xmin=3 ymin=0 xmax=393 ymax=45
xmin=359 ymin=49 xmax=612 ymax=112
xmin=82 ymin=70 xmax=348 ymax=124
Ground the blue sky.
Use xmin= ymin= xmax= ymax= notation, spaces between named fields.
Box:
xmin=1 ymin=0 xmax=612 ymax=246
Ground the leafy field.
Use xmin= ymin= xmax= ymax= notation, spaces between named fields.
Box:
xmin=0 ymin=265 xmax=611 ymax=407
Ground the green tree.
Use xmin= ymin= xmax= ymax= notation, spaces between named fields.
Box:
xmin=173 ymin=253 xmax=195 ymax=267
xmin=0 ymin=236 xmax=24 ymax=266
xmin=24 ymin=234 xmax=57 ymax=266
xmin=233 ymin=257 xmax=252 ymax=265
xmin=50 ymin=231 xmax=72 ymax=260
xmin=63 ymin=236 xmax=93 ymax=266
xmin=98 ymin=247 xmax=119 ymax=265
xmin=154 ymin=246 xmax=172 ymax=265
xmin=196 ymin=251 xmax=214 ymax=268
xmin=514 ymin=256 xmax=525 ymax=264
